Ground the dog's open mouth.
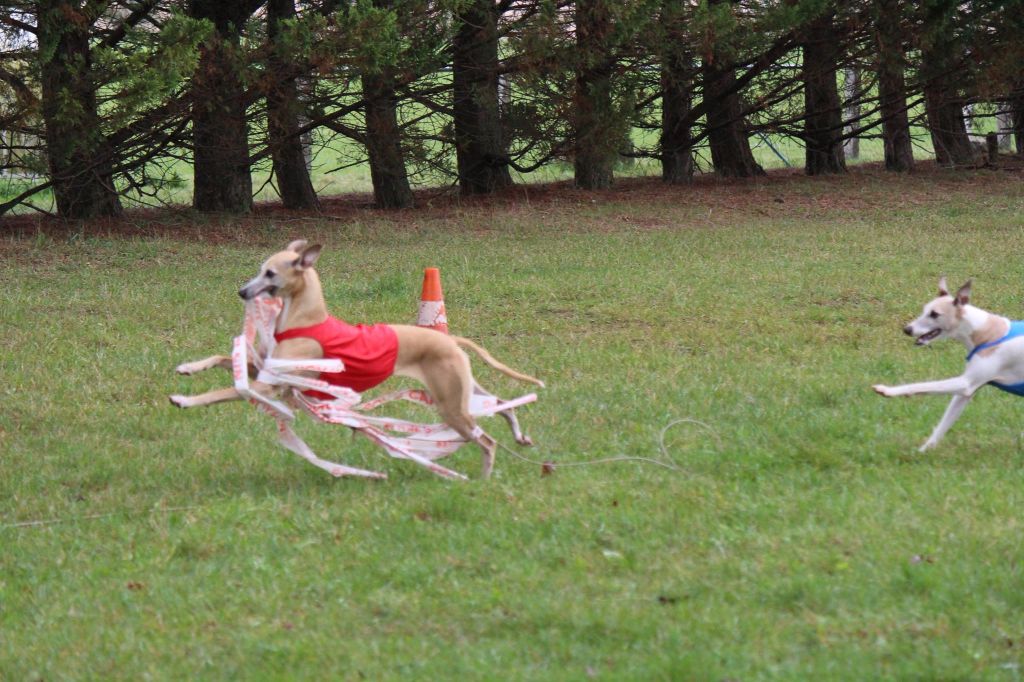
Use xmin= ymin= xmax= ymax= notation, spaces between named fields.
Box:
xmin=915 ymin=329 xmax=941 ymax=345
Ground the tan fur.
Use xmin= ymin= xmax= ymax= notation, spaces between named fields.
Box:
xmin=970 ymin=316 xmax=1010 ymax=354
xmin=170 ymin=240 xmax=541 ymax=478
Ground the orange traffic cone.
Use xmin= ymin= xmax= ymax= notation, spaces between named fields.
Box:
xmin=417 ymin=267 xmax=448 ymax=334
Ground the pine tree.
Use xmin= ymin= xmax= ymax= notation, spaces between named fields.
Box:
xmin=189 ymin=0 xmax=263 ymax=213
xmin=37 ymin=0 xmax=122 ymax=217
xmin=453 ymin=0 xmax=514 ymax=194
xmin=802 ymin=9 xmax=846 ymax=175
xmin=873 ymin=0 xmax=914 ymax=171
xmin=574 ymin=0 xmax=617 ymax=189
xmin=266 ymin=0 xmax=320 ymax=210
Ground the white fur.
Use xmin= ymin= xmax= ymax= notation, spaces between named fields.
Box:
xmin=874 ymin=279 xmax=1024 ymax=451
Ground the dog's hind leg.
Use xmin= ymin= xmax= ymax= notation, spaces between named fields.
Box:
xmin=473 ymin=381 xmax=533 ymax=446
xmin=436 ymin=408 xmax=497 ymax=479
xmin=919 ymin=394 xmax=973 ymax=452
xmin=470 ymin=425 xmax=498 ymax=479
xmin=498 ymin=409 xmax=531 ymax=446
xmin=436 ymin=410 xmax=498 ymax=479
xmin=412 ymin=352 xmax=499 ymax=478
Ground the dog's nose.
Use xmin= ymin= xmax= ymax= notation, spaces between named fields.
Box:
xmin=903 ymin=325 xmax=914 ymax=336
xmin=238 ymin=288 xmax=248 ymax=300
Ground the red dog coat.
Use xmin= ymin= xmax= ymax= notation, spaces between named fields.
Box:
xmin=275 ymin=316 xmax=399 ymax=399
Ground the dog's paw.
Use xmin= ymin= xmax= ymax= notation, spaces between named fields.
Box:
xmin=175 ymin=363 xmax=197 ymax=375
xmin=872 ymin=384 xmax=894 ymax=397
xmin=515 ymin=434 xmax=534 ymax=447
xmin=918 ymin=440 xmax=937 ymax=453
xmin=169 ymin=394 xmax=190 ymax=408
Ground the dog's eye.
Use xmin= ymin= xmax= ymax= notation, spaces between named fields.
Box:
xmin=265 ymin=270 xmax=275 ymax=279
xmin=929 ymin=311 xmax=939 ymax=319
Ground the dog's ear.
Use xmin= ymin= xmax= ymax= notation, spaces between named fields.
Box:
xmin=954 ymin=279 xmax=972 ymax=306
xmin=938 ymin=276 xmax=949 ymax=297
xmin=293 ymin=243 xmax=322 ymax=270
xmin=285 ymin=239 xmax=308 ymax=253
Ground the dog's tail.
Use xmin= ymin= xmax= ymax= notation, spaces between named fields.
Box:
xmin=452 ymin=336 xmax=545 ymax=388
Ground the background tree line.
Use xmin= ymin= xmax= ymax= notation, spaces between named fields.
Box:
xmin=0 ymin=0 xmax=1022 ymax=219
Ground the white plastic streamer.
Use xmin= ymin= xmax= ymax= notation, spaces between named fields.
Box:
xmin=231 ymin=297 xmax=537 ymax=480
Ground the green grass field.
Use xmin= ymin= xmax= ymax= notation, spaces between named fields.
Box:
xmin=3 ymin=167 xmax=1024 ymax=680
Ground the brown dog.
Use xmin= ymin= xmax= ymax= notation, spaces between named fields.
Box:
xmin=170 ymin=240 xmax=543 ymax=478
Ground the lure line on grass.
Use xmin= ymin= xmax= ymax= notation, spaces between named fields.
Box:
xmin=3 ymin=423 xmax=717 ymax=530
xmin=497 ymin=417 xmax=720 ymax=473
xmin=2 ymin=505 xmax=203 ymax=531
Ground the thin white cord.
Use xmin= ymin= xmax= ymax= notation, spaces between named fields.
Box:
xmin=497 ymin=417 xmax=720 ymax=473
xmin=6 ymin=420 xmax=722 ymax=530
xmin=658 ymin=418 xmax=722 ymax=458
xmin=2 ymin=505 xmax=202 ymax=530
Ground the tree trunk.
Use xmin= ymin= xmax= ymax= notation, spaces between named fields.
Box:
xmin=267 ymin=0 xmax=320 ymax=210
xmin=700 ymin=0 xmax=762 ymax=178
xmin=843 ymin=68 xmax=860 ymax=160
xmin=453 ymin=0 xmax=513 ymax=195
xmin=922 ymin=73 xmax=976 ymax=166
xmin=38 ymin=1 xmax=122 ymax=218
xmin=996 ymin=108 xmax=1013 ymax=150
xmin=873 ymin=0 xmax=914 ymax=172
xmin=660 ymin=2 xmax=694 ymax=184
xmin=362 ymin=71 xmax=414 ymax=208
xmin=802 ymin=13 xmax=846 ymax=175
xmin=574 ymin=0 xmax=617 ymax=189
xmin=918 ymin=2 xmax=975 ymax=169
xmin=1010 ymin=83 xmax=1024 ymax=155
xmin=702 ymin=62 xmax=764 ymax=177
xmin=189 ymin=0 xmax=255 ymax=213
xmin=662 ymin=70 xmax=694 ymax=184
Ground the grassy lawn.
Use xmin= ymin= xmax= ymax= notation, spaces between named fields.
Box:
xmin=3 ymin=167 xmax=1024 ymax=680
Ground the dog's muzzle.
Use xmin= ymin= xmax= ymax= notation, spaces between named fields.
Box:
xmin=239 ymin=284 xmax=277 ymax=300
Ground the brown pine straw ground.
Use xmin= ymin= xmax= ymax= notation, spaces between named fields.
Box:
xmin=2 ymin=159 xmax=1022 ymax=247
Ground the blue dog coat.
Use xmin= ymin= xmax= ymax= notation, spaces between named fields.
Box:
xmin=966 ymin=320 xmax=1024 ymax=396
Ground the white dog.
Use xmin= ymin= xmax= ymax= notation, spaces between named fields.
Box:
xmin=873 ymin=277 xmax=1024 ymax=451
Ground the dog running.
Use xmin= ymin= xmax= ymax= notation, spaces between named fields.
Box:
xmin=170 ymin=240 xmax=544 ymax=478
xmin=873 ymin=277 xmax=1024 ymax=451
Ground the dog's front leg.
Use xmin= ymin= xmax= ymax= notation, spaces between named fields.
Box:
xmin=176 ymin=355 xmax=233 ymax=375
xmin=170 ymin=376 xmax=284 ymax=409
xmin=177 ymin=354 xmax=260 ymax=380
xmin=873 ymin=375 xmax=972 ymax=397
xmin=919 ymin=394 xmax=972 ymax=452
xmin=170 ymin=387 xmax=241 ymax=408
